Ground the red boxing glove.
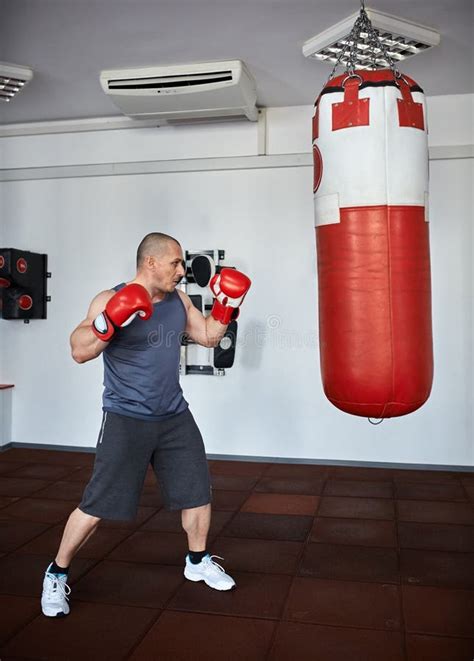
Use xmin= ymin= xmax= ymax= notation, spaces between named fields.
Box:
xmin=92 ymin=284 xmax=153 ymax=342
xmin=210 ymin=267 xmax=251 ymax=325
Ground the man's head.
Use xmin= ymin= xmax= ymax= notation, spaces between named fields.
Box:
xmin=136 ymin=232 xmax=186 ymax=293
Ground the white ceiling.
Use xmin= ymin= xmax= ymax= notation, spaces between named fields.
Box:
xmin=1 ymin=0 xmax=473 ymax=125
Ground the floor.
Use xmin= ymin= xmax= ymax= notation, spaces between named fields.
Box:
xmin=0 ymin=447 xmax=473 ymax=661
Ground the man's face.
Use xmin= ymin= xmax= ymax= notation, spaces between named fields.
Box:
xmin=152 ymin=243 xmax=186 ymax=293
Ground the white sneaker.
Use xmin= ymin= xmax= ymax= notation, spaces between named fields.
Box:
xmin=41 ymin=563 xmax=71 ymax=617
xmin=184 ymin=554 xmax=236 ymax=591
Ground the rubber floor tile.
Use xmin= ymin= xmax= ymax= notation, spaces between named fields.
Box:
xmin=323 ymin=479 xmax=394 ymax=499
xmin=400 ymin=549 xmax=474 ymax=589
xmin=210 ymin=474 xmax=259 ymax=491
xmin=0 ymin=595 xmax=40 ymax=645
xmin=264 ymin=463 xmax=330 ymax=479
xmin=210 ymin=537 xmax=303 ymax=574
xmin=241 ymin=493 xmax=319 ymax=516
xmin=142 ymin=509 xmax=233 ymax=537
xmin=267 ymin=621 xmax=405 ymax=661
xmin=0 ymin=448 xmax=94 ymax=467
xmin=284 ymin=577 xmax=401 ymax=630
xmin=128 ymin=611 xmax=276 ymax=661
xmin=138 ymin=487 xmax=164 ymax=508
xmin=0 ymin=498 xmax=74 ymax=524
xmin=395 ymin=481 xmax=468 ymax=501
xmin=254 ymin=476 xmax=325 ymax=495
xmin=0 ymin=520 xmax=52 ymax=553
xmin=299 ymin=543 xmax=399 ymax=583
xmin=208 ymin=460 xmax=269 ymax=477
xmin=406 ymin=634 xmax=474 ymax=661
xmin=108 ymin=531 xmax=188 ymax=565
xmin=222 ymin=512 xmax=313 ymax=541
xmin=318 ymin=496 xmax=395 ymax=520
xmin=6 ymin=464 xmax=80 ymax=481
xmin=393 ymin=469 xmax=459 ymax=483
xmin=0 ymin=496 xmax=19 ymax=509
xmin=0 ymin=601 xmax=159 ymax=661
xmin=168 ymin=571 xmax=292 ymax=619
xmin=402 ymin=585 xmax=474 ymax=638
xmin=18 ymin=525 xmax=131 ymax=559
xmin=463 ymin=481 xmax=474 ymax=501
xmin=30 ymin=480 xmax=87 ymax=502
xmin=0 ymin=553 xmax=95 ymax=597
xmin=100 ymin=506 xmax=159 ymax=530
xmin=66 ymin=466 xmax=93 ymax=482
xmin=0 ymin=477 xmax=50 ymax=498
xmin=210 ymin=489 xmax=249 ymax=511
xmin=328 ymin=466 xmax=394 ymax=482
xmin=0 ymin=462 xmax=29 ymax=476
xmin=310 ymin=517 xmax=397 ymax=547
xmin=73 ymin=560 xmax=184 ymax=608
xmin=397 ymin=500 xmax=474 ymax=524
xmin=398 ymin=521 xmax=474 ymax=552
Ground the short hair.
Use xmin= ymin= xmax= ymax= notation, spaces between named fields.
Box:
xmin=136 ymin=232 xmax=181 ymax=269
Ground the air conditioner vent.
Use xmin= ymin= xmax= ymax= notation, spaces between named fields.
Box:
xmin=107 ymin=71 xmax=233 ymax=91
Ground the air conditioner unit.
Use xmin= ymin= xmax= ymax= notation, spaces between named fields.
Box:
xmin=99 ymin=59 xmax=258 ymax=124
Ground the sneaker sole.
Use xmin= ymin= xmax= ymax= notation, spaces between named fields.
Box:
xmin=184 ymin=569 xmax=236 ymax=591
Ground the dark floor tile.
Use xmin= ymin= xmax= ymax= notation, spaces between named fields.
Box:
xmin=268 ymin=621 xmax=404 ymax=661
xmin=0 ymin=595 xmax=40 ymax=645
xmin=284 ymin=577 xmax=401 ymax=630
xmin=138 ymin=487 xmax=164 ymax=508
xmin=0 ymin=477 xmax=50 ymax=498
xmin=241 ymin=493 xmax=319 ymax=516
xmin=0 ymin=462 xmax=29 ymax=476
xmin=129 ymin=611 xmax=276 ymax=661
xmin=263 ymin=463 xmax=330 ymax=479
xmin=310 ymin=517 xmax=397 ymax=547
xmin=211 ymin=537 xmax=303 ymax=574
xmin=210 ymin=490 xmax=249 ymax=511
xmin=0 ymin=498 xmax=74 ymax=524
xmin=6 ymin=464 xmax=80 ymax=481
xmin=30 ymin=480 xmax=87 ymax=502
xmin=0 ymin=448 xmax=94 ymax=467
xmin=406 ymin=634 xmax=474 ymax=661
xmin=18 ymin=524 xmax=131 ymax=559
xmin=398 ymin=521 xmax=474 ymax=552
xmin=74 ymin=560 xmax=184 ymax=608
xmin=67 ymin=466 xmax=93 ymax=483
xmin=100 ymin=506 xmax=158 ymax=530
xmin=0 ymin=496 xmax=20 ymax=509
xmin=393 ymin=469 xmax=458 ymax=484
xmin=397 ymin=500 xmax=474 ymax=524
xmin=318 ymin=496 xmax=395 ymax=520
xmin=328 ymin=466 xmax=394 ymax=482
xmin=142 ymin=508 xmax=233 ymax=538
xmin=403 ymin=585 xmax=474 ymax=638
xmin=208 ymin=460 xmax=269 ymax=477
xmin=108 ymin=531 xmax=187 ymax=565
xmin=1 ymin=601 xmax=159 ymax=661
xmin=0 ymin=520 xmax=52 ymax=553
xmin=210 ymin=474 xmax=259 ymax=491
xmin=299 ymin=543 xmax=399 ymax=584
xmin=462 ymin=481 xmax=474 ymax=501
xmin=168 ymin=571 xmax=291 ymax=619
xmin=254 ymin=476 xmax=325 ymax=495
xmin=222 ymin=512 xmax=313 ymax=542
xmin=401 ymin=549 xmax=474 ymax=589
xmin=324 ymin=479 xmax=393 ymax=499
xmin=395 ymin=481 xmax=468 ymax=501
xmin=0 ymin=553 xmax=95 ymax=597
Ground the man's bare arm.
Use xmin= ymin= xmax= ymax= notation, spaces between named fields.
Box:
xmin=70 ymin=290 xmax=115 ymax=364
xmin=177 ymin=290 xmax=228 ymax=348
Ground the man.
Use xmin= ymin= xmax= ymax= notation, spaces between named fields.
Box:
xmin=41 ymin=232 xmax=251 ymax=617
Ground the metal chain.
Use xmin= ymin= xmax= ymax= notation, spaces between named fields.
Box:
xmin=328 ymin=7 xmax=400 ymax=81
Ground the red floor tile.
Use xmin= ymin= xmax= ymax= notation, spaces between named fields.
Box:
xmin=0 ymin=448 xmax=94 ymax=467
xmin=210 ymin=474 xmax=259 ymax=491
xmin=0 ymin=595 xmax=40 ymax=645
xmin=222 ymin=512 xmax=313 ymax=541
xmin=1 ymin=601 xmax=159 ymax=661
xmin=210 ymin=489 xmax=249 ymax=511
xmin=267 ymin=621 xmax=404 ymax=661
xmin=299 ymin=543 xmax=399 ymax=583
xmin=310 ymin=517 xmax=397 ymax=547
xmin=128 ymin=611 xmax=276 ymax=661
xmin=397 ymin=499 xmax=474 ymax=524
xmin=254 ymin=476 xmax=325 ymax=495
xmin=328 ymin=466 xmax=394 ymax=482
xmin=241 ymin=493 xmax=319 ymax=516
xmin=0 ymin=477 xmax=50 ymax=498
xmin=208 ymin=460 xmax=269 ymax=477
xmin=264 ymin=463 xmax=330 ymax=479
xmin=395 ymin=480 xmax=468 ymax=501
xmin=406 ymin=634 xmax=474 ymax=661
xmin=402 ymin=585 xmax=474 ymax=638
xmin=318 ymin=496 xmax=395 ymax=520
xmin=284 ymin=577 xmax=401 ymax=630
xmin=323 ymin=479 xmax=394 ymax=499
xmin=401 ymin=549 xmax=474 ymax=589
xmin=210 ymin=537 xmax=303 ymax=574
xmin=398 ymin=521 xmax=474 ymax=552
xmin=108 ymin=531 xmax=188 ymax=566
xmin=0 ymin=498 xmax=74 ymax=524
xmin=393 ymin=469 xmax=459 ymax=484
xmin=17 ymin=524 xmax=131 ymax=559
xmin=0 ymin=520 xmax=52 ymax=553
xmin=73 ymin=560 xmax=184 ymax=608
xmin=168 ymin=571 xmax=292 ymax=619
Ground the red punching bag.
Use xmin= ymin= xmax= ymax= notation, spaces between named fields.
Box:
xmin=313 ymin=70 xmax=433 ymax=418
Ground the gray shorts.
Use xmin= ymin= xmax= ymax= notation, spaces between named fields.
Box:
xmin=79 ymin=407 xmax=212 ymax=520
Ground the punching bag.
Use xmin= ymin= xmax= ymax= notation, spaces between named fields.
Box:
xmin=312 ymin=70 xmax=433 ymax=418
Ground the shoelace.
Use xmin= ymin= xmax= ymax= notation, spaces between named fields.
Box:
xmin=204 ymin=555 xmax=226 ymax=573
xmin=45 ymin=573 xmax=71 ymax=601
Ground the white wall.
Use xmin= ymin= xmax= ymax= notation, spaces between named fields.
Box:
xmin=0 ymin=96 xmax=472 ymax=467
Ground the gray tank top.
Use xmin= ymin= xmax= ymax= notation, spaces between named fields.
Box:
xmin=102 ymin=284 xmax=188 ymax=420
